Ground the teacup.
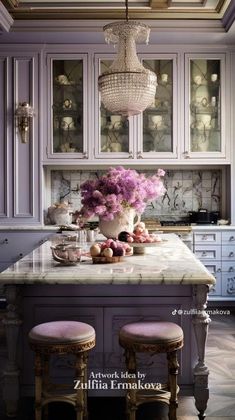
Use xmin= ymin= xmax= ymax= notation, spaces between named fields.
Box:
xmin=151 ymin=115 xmax=163 ymax=128
xmin=56 ymin=74 xmax=69 ymax=85
xmin=161 ymin=73 xmax=168 ymax=83
xmin=51 ymin=244 xmax=81 ymax=265
xmin=211 ymin=74 xmax=218 ymax=82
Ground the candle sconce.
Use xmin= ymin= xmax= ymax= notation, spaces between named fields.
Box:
xmin=15 ymin=102 xmax=35 ymax=143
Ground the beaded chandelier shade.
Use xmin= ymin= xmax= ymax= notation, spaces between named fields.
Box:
xmin=98 ymin=1 xmax=157 ymax=117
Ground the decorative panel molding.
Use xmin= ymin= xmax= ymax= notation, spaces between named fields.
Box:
xmin=13 ymin=56 xmax=35 ymax=218
xmin=0 ymin=57 xmax=9 ymax=218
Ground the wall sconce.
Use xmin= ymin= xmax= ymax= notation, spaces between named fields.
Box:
xmin=15 ymin=102 xmax=35 ymax=144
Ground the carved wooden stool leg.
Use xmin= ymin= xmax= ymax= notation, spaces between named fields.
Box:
xmin=75 ymin=353 xmax=85 ymax=420
xmin=43 ymin=354 xmax=50 ymax=420
xmin=83 ymin=353 xmax=88 ymax=420
xmin=35 ymin=352 xmax=43 ymax=420
xmin=167 ymin=350 xmax=179 ymax=420
xmin=125 ymin=349 xmax=137 ymax=420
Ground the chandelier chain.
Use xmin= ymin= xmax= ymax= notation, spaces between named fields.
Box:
xmin=125 ymin=0 xmax=129 ymax=21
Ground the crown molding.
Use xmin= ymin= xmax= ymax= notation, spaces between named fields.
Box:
xmin=11 ymin=18 xmax=224 ymax=32
xmin=0 ymin=2 xmax=14 ymax=32
xmin=222 ymin=0 xmax=235 ymax=30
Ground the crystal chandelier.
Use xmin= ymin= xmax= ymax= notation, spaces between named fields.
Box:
xmin=98 ymin=0 xmax=157 ymax=117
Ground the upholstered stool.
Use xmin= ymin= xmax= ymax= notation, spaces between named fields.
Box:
xmin=119 ymin=321 xmax=184 ymax=420
xmin=29 ymin=320 xmax=96 ymax=420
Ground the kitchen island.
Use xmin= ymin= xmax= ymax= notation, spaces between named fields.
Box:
xmin=0 ymin=234 xmax=215 ymax=419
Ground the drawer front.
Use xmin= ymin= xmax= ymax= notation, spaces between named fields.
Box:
xmin=194 ymin=245 xmax=221 ymax=261
xmin=221 ymin=232 xmax=235 ymax=244
xmin=221 ymin=274 xmax=235 ymax=297
xmin=208 ymin=273 xmax=221 ymax=296
xmin=221 ymin=245 xmax=235 ymax=259
xmin=194 ymin=232 xmax=221 ymax=245
xmin=204 ymin=262 xmax=222 ymax=275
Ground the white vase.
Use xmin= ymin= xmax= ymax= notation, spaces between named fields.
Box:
xmin=99 ymin=208 xmax=140 ymax=239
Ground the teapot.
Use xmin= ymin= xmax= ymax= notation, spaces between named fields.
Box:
xmin=51 ymin=243 xmax=81 ymax=265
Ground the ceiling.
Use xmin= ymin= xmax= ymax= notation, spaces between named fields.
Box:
xmin=1 ymin=0 xmax=235 ymax=44
xmin=1 ymin=0 xmax=233 ymax=21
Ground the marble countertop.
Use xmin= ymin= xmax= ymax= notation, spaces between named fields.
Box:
xmin=0 ymin=234 xmax=215 ymax=286
xmin=0 ymin=225 xmax=58 ymax=231
xmin=0 ymin=224 xmax=234 ymax=232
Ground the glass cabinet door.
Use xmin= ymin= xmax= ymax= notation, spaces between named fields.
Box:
xmin=137 ymin=56 xmax=177 ymax=159
xmin=94 ymin=57 xmax=133 ymax=159
xmin=185 ymin=54 xmax=226 ymax=158
xmin=48 ymin=56 xmax=88 ymax=158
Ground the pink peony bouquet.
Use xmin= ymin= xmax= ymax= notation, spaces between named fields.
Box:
xmin=79 ymin=166 xmax=165 ymax=221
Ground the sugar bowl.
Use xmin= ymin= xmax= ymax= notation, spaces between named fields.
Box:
xmin=51 ymin=243 xmax=82 ymax=265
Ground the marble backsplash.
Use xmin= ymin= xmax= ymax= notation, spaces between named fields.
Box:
xmin=49 ymin=169 xmax=221 ymax=221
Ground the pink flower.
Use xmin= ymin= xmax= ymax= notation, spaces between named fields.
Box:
xmin=78 ymin=166 xmax=165 ymax=220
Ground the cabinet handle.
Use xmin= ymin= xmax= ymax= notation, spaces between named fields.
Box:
xmin=229 ymin=252 xmax=235 ymax=258
xmin=182 ymin=151 xmax=190 ymax=159
xmin=3 ymin=238 xmax=9 ymax=244
xmin=229 ymin=267 xmax=234 ymax=272
xmin=229 ymin=236 xmax=235 ymax=241
xmin=82 ymin=152 xmax=88 ymax=159
xmin=128 ymin=151 xmax=133 ymax=159
xmin=137 ymin=151 xmax=143 ymax=159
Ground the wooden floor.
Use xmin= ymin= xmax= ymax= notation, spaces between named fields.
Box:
xmin=0 ymin=308 xmax=235 ymax=419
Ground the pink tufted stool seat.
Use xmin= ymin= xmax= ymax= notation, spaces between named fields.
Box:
xmin=29 ymin=320 xmax=96 ymax=420
xmin=119 ymin=321 xmax=184 ymax=420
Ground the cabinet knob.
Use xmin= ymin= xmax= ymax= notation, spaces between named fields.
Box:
xmin=217 ymin=268 xmax=221 ymax=272
xmin=202 ymin=251 xmax=207 ymax=257
xmin=229 ymin=252 xmax=235 ymax=258
xmin=3 ymin=238 xmax=9 ymax=244
xmin=19 ymin=253 xmax=23 ymax=258
xmin=229 ymin=236 xmax=235 ymax=241
xmin=137 ymin=151 xmax=143 ymax=159
xmin=128 ymin=151 xmax=133 ymax=159
xmin=202 ymin=235 xmax=208 ymax=240
xmin=229 ymin=267 xmax=234 ymax=272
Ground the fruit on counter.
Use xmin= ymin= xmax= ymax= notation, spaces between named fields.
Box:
xmin=118 ymin=222 xmax=162 ymax=244
xmin=102 ymin=248 xmax=113 ymax=258
xmin=90 ymin=239 xmax=132 ymax=257
xmin=90 ymin=243 xmax=102 ymax=257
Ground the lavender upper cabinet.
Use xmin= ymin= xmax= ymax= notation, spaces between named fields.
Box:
xmin=45 ymin=54 xmax=88 ymax=160
xmin=137 ymin=54 xmax=178 ymax=160
xmin=94 ymin=55 xmax=134 ymax=159
xmin=0 ymin=51 xmax=40 ymax=224
xmin=94 ymin=54 xmax=177 ymax=161
xmin=184 ymin=54 xmax=228 ymax=160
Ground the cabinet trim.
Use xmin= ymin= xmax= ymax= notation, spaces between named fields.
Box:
xmin=0 ymin=57 xmax=10 ymax=218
